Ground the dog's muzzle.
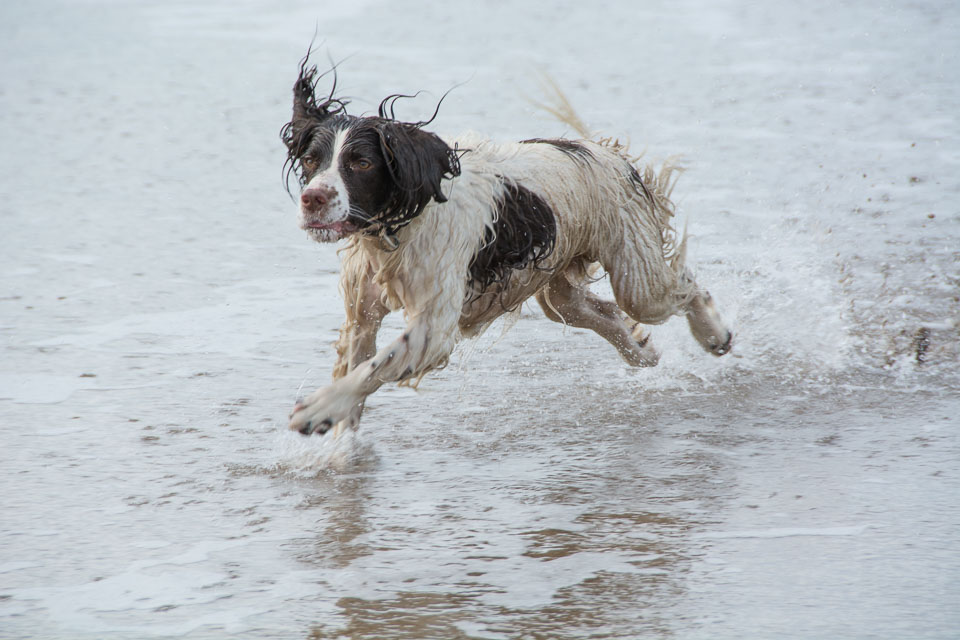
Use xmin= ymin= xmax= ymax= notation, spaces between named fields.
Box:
xmin=301 ymin=185 xmax=336 ymax=215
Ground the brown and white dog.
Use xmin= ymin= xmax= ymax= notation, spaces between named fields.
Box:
xmin=282 ymin=59 xmax=733 ymax=437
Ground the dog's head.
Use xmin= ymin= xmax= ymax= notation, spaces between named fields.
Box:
xmin=281 ymin=60 xmax=461 ymax=244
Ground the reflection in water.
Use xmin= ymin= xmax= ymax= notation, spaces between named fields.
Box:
xmin=258 ymin=368 xmax=959 ymax=640
xmin=310 ymin=592 xmax=476 ymax=640
xmin=297 ymin=473 xmax=376 ymax=571
xmin=296 ymin=398 xmax=733 ymax=639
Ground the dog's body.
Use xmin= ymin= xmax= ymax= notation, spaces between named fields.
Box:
xmin=283 ymin=62 xmax=733 ymax=436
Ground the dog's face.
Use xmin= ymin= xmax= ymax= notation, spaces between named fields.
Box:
xmin=282 ymin=63 xmax=461 ymax=243
xmin=292 ymin=118 xmax=393 ymax=242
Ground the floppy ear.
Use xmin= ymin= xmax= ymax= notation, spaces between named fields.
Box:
xmin=281 ymin=61 xmax=348 ymax=153
xmin=291 ymin=71 xmax=316 ymax=125
xmin=376 ymin=122 xmax=461 ymax=230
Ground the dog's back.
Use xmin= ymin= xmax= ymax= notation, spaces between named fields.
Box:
xmin=377 ymin=134 xmax=695 ymax=331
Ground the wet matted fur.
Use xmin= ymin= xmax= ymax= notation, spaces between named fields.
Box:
xmin=282 ymin=58 xmax=733 ymax=437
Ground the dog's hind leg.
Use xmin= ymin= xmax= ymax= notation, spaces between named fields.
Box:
xmin=605 ymin=258 xmax=733 ymax=357
xmin=535 ymin=271 xmax=661 ymax=366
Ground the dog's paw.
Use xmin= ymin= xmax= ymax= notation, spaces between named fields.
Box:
xmin=288 ymin=384 xmax=364 ymax=436
xmin=707 ymin=330 xmax=733 ymax=356
xmin=685 ymin=292 xmax=733 ymax=357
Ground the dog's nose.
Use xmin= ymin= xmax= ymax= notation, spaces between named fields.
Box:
xmin=301 ymin=186 xmax=336 ymax=212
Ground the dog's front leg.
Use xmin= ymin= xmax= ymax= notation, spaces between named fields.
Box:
xmin=321 ymin=273 xmax=389 ymax=436
xmin=332 ymin=267 xmax=389 ymax=380
xmin=289 ymin=314 xmax=458 ymax=436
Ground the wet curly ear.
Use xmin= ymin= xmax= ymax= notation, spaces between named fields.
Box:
xmin=281 ymin=56 xmax=349 ymax=153
xmin=375 ymin=122 xmax=461 ymax=233
xmin=280 ymin=54 xmax=351 ymax=195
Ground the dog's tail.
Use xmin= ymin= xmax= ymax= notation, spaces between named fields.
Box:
xmin=529 ymin=72 xmax=634 ymax=155
xmin=528 ymin=72 xmax=593 ymax=139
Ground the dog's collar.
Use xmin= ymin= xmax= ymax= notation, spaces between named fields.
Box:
xmin=378 ymin=231 xmax=400 ymax=251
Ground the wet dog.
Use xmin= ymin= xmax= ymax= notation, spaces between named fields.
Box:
xmin=282 ymin=59 xmax=733 ymax=437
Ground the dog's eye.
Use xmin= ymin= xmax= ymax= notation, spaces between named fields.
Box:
xmin=301 ymin=157 xmax=319 ymax=173
xmin=353 ymin=158 xmax=373 ymax=171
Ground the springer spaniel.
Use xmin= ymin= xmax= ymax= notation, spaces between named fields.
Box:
xmin=282 ymin=58 xmax=733 ymax=437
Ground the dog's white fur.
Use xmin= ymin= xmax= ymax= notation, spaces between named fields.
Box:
xmin=288 ymin=131 xmax=732 ymax=436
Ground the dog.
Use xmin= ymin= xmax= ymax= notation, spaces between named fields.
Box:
xmin=282 ymin=59 xmax=733 ymax=437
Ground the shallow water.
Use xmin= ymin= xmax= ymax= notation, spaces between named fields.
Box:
xmin=1 ymin=1 xmax=959 ymax=638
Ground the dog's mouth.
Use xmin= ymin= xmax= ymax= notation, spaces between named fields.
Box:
xmin=301 ymin=219 xmax=359 ymax=241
